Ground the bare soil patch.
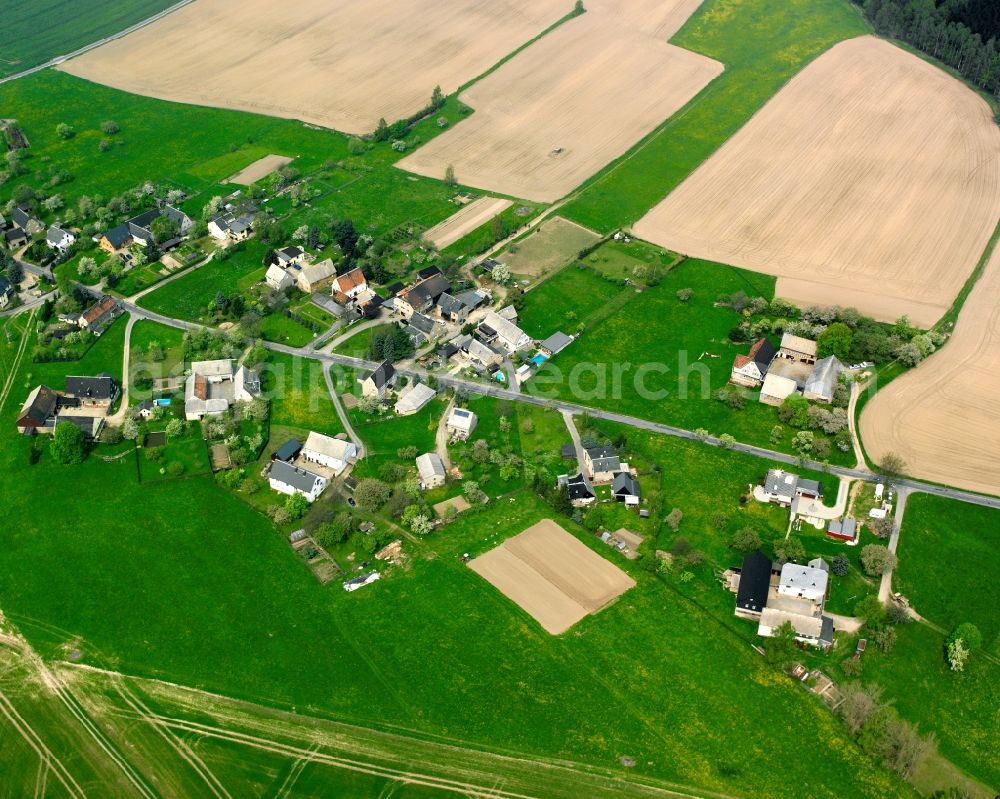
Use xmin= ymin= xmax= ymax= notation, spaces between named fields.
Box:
xmin=224 ymin=154 xmax=293 ymax=185
xmin=860 ymin=242 xmax=1000 ymax=496
xmin=633 ymin=36 xmax=1000 ymax=328
xmin=433 ymin=495 xmax=471 ymax=517
xmin=498 ymin=216 xmax=600 ymax=280
xmin=468 ymin=519 xmax=634 ymax=634
xmin=422 ymin=197 xmax=512 ymax=250
xmin=59 ymin=0 xmax=569 ymax=135
xmin=398 ymin=0 xmax=722 ymax=202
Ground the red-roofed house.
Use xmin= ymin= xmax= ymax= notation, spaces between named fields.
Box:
xmin=730 ymin=338 xmax=777 ymax=388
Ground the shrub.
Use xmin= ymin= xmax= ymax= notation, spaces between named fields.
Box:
xmin=676 ymin=288 xmax=693 ymax=302
xmin=831 ymin=553 xmax=850 ymax=576
xmin=860 ymin=544 xmax=897 ymax=577
xmin=731 ymin=527 xmax=761 ymax=551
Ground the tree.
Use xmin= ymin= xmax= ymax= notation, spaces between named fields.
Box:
xmin=731 ymin=526 xmax=761 ymax=551
xmin=463 ymin=480 xmax=487 ymax=504
xmin=880 ymin=452 xmax=906 ymax=476
xmin=121 ymin=417 xmax=140 ymax=441
xmin=202 ymin=196 xmax=223 ymax=220
xmin=873 ymin=626 xmax=897 ymax=652
xmin=355 ymin=478 xmax=391 ymax=511
xmin=886 ymin=602 xmax=911 ymax=625
xmin=831 ymin=553 xmax=850 ymax=576
xmin=50 ymin=421 xmax=86 ymax=464
xmin=444 ymin=164 xmax=456 ymax=186
xmin=818 ymin=322 xmax=854 ymax=360
xmin=949 ymin=622 xmax=982 ymax=651
xmin=374 ymin=118 xmax=390 ymax=142
xmin=718 ymin=433 xmax=736 ymax=449
xmin=855 ymin=595 xmax=887 ymax=628
xmin=150 ymin=214 xmax=179 ymax=244
xmin=165 ymin=418 xmax=185 ymax=439
xmin=769 ymin=424 xmax=783 ymax=444
xmin=676 ymin=288 xmax=693 ymax=302
xmin=670 ymin=536 xmax=690 ymax=557
xmin=431 ymin=85 xmax=445 ymax=107
xmin=946 ymin=638 xmax=969 ymax=672
xmin=665 ymin=508 xmax=683 ymax=532
xmin=838 ymin=682 xmax=882 ymax=734
xmin=791 ymin=430 xmax=814 ymax=455
xmin=100 ymin=120 xmax=119 ymax=135
xmin=490 ymin=263 xmax=511 ymax=284
xmin=764 ymin=621 xmax=797 ymax=667
xmin=357 ymin=394 xmax=380 ymax=414
xmin=773 ymin=536 xmax=805 ymax=564
xmin=292 ymin=224 xmax=309 ymax=242
xmin=7 ymin=259 xmax=23 ymax=287
xmin=56 ymin=123 xmax=75 ymax=140
xmin=860 ymin=544 xmax=897 ymax=577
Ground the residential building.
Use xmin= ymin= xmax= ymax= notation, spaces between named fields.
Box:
xmin=294 ymin=258 xmax=337 ymax=293
xmin=99 ymin=206 xmax=192 ymax=252
xmin=208 ymin=211 xmax=254 ymax=241
xmin=265 ymin=264 xmax=293 ymax=291
xmin=734 ymin=550 xmax=773 ymax=619
xmin=331 ymin=267 xmax=368 ymax=303
xmin=559 ymin=472 xmax=596 ymax=506
xmin=272 ymin=439 xmax=302 ymax=463
xmin=275 ymin=246 xmax=306 ymax=267
xmin=497 ymin=305 xmax=518 ymax=322
xmin=395 ymin=273 xmax=450 ymax=318
xmin=54 ymin=414 xmax=104 ymax=441
xmin=64 ymin=374 xmax=119 ymax=409
xmin=75 ymin=295 xmax=122 ymax=335
xmin=758 ymin=358 xmax=813 ymax=406
xmin=461 ymin=336 xmax=503 ymax=370
xmin=778 ymin=333 xmax=818 ymax=364
xmin=445 ymin=407 xmax=477 ymax=439
xmin=301 ymin=431 xmax=356 ymax=475
xmin=4 ymin=228 xmax=27 ymax=248
xmin=730 ymin=338 xmax=777 ymax=388
xmin=268 ymin=459 xmax=328 ymax=502
xmin=778 ymin=560 xmax=829 ymax=603
xmin=15 ymin=385 xmax=58 ymax=433
xmin=11 ymin=206 xmax=42 ymax=234
xmin=479 ymin=310 xmax=531 ymax=353
xmin=394 ymin=382 xmax=436 ymax=416
xmin=360 ymin=360 xmax=396 ymax=399
xmin=436 ymin=292 xmax=469 ymax=323
xmin=416 ymin=452 xmax=446 ymax=489
xmin=184 ymin=359 xmax=260 ymax=420
xmin=759 ymin=469 xmax=822 ymax=506
xmin=46 ymin=225 xmax=75 ymax=253
xmin=539 ymin=331 xmax=573 ymax=356
xmin=455 ymin=289 xmax=488 ymax=313
xmin=584 ymin=445 xmax=621 ymax=483
xmin=612 ymin=471 xmax=640 ymax=505
xmin=0 ymin=276 xmax=13 ymax=310
xmin=803 ymin=356 xmax=843 ymax=404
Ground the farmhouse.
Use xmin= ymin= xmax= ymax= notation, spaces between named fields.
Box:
xmin=15 ymin=385 xmax=59 ymax=434
xmin=458 ymin=336 xmax=504 ymax=370
xmin=275 ymin=246 xmax=307 ymax=267
xmin=757 ymin=469 xmax=823 ymax=506
xmin=612 ymin=471 xmax=640 ymax=505
xmin=11 ymin=206 xmax=42 ymax=234
xmin=446 ymin=407 xmax=477 ymax=440
xmin=208 ymin=211 xmax=254 ymax=241
xmin=294 ymin=258 xmax=337 ymax=293
xmin=405 ymin=311 xmax=436 ymax=345
xmin=778 ymin=333 xmax=818 ymax=364
xmin=265 ymin=264 xmax=293 ymax=291
xmin=730 ymin=338 xmax=777 ymax=388
xmin=4 ymin=228 xmax=27 ymax=248
xmin=416 ymin=452 xmax=446 ymax=489
xmin=733 ymin=550 xmax=774 ymax=618
xmin=64 ymin=374 xmax=119 ymax=409
xmin=478 ymin=310 xmax=531 ymax=353
xmin=301 ymin=431 xmax=356 ymax=476
xmin=360 ymin=360 xmax=396 ymax=399
xmin=559 ymin=472 xmax=596 ymax=506
xmin=184 ymin=359 xmax=261 ymax=420
xmin=395 ymin=273 xmax=451 ymax=318
xmin=331 ymin=268 xmax=368 ymax=303
xmin=99 ymin=206 xmax=192 ymax=252
xmin=436 ymin=292 xmax=470 ymax=323
xmin=268 ymin=459 xmax=329 ymax=502
xmin=778 ymin=560 xmax=829 ymax=603
xmin=15 ymin=378 xmax=113 ymax=438
xmin=46 ymin=225 xmax=75 ymax=253
xmin=584 ymin=445 xmax=622 ymax=483
xmin=394 ymin=382 xmax=436 ymax=416
xmin=74 ymin=295 xmax=122 ymax=335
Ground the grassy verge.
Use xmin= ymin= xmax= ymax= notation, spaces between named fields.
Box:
xmin=558 ymin=0 xmax=868 ymax=232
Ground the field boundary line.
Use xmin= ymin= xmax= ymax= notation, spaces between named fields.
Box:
xmin=0 ymin=307 xmax=36 ymax=416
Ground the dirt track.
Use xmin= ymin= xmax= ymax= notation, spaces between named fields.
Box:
xmin=860 ymin=238 xmax=1000 ymax=496
xmin=59 ymin=0 xmax=568 ymax=134
xmin=423 ymin=197 xmax=512 ymax=250
xmin=398 ymin=0 xmax=722 ymax=202
xmin=468 ymin=519 xmax=634 ymax=634
xmin=633 ymin=36 xmax=1000 ymax=327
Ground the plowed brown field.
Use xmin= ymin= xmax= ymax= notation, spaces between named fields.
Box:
xmin=860 ymin=240 xmax=1000 ymax=496
xmin=58 ymin=0 xmax=568 ymax=134
xmin=398 ymin=0 xmax=722 ymax=202
xmin=633 ymin=36 xmax=1000 ymax=328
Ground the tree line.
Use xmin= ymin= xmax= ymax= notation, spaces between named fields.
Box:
xmin=860 ymin=0 xmax=1000 ymax=99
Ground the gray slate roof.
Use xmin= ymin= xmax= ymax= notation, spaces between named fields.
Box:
xmin=65 ymin=374 xmax=117 ymax=401
xmin=270 ymin=459 xmax=323 ymax=493
xmin=612 ymin=471 xmax=639 ymax=497
xmin=540 ymin=331 xmax=573 ymax=354
xmin=586 ymin=445 xmax=620 ymax=473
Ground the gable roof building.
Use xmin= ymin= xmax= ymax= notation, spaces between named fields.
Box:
xmin=268 ymin=459 xmax=328 ymax=502
xmin=584 ymin=445 xmax=621 ymax=481
xmin=276 ymin=246 xmax=306 ymax=266
xmin=416 ymin=452 xmax=446 ymax=489
xmin=332 ymin=267 xmax=368 ymax=300
xmin=302 ymin=431 xmax=356 ymax=475
xmin=46 ymin=225 xmax=76 ymax=252
xmin=360 ymin=360 xmax=396 ymax=398
xmin=295 ymin=258 xmax=337 ymax=292
xmin=16 ymin=385 xmax=58 ymax=432
xmin=78 ymin=295 xmax=122 ymax=334
xmin=480 ymin=310 xmax=531 ymax=353
xmin=539 ymin=331 xmax=573 ymax=356
xmin=394 ymin=382 xmax=436 ymax=416
xmin=559 ymin=472 xmax=596 ymax=505
xmin=612 ymin=471 xmax=640 ymax=502
xmin=446 ymin=407 xmax=477 ymax=439
xmin=803 ymin=356 xmax=843 ymax=404
xmin=779 ymin=333 xmax=818 ymax=364
xmin=731 ymin=338 xmax=777 ymax=388
xmin=735 ymin=550 xmax=773 ymax=617
xmin=265 ymin=263 xmax=293 ymax=291
xmin=64 ymin=374 xmax=119 ymax=405
xmin=184 ymin=359 xmax=260 ymax=420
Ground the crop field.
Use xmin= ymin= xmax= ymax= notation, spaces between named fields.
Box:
xmin=59 ymin=0 xmax=569 ymax=134
xmin=469 ymin=519 xmax=635 ymax=634
xmin=860 ymin=240 xmax=1000 ymax=495
xmin=399 ymin=0 xmax=722 ymax=202
xmin=0 ymin=0 xmax=176 ymax=78
xmin=422 ymin=197 xmax=512 ymax=250
xmin=633 ymin=36 xmax=1000 ymax=328
xmin=494 ymin=216 xmax=601 ymax=284
xmin=558 ymin=0 xmax=871 ymax=232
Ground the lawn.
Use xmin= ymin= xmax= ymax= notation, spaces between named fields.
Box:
xmin=136 ymin=426 xmax=212 ymax=483
xmin=559 ymin=0 xmax=868 ymax=232
xmin=517 ymin=264 xmax=629 ymax=339
xmin=895 ymin=494 xmax=1000 ymax=654
xmin=128 ymin=319 xmax=185 ymax=399
xmin=523 ymin=257 xmax=854 ymax=463
xmin=349 ymin=394 xmax=446 ymax=480
xmin=333 ymin=323 xmax=397 ymax=359
xmin=258 ymin=312 xmax=318 ymax=348
xmin=0 ymin=0 xmax=177 ymax=78
xmin=262 ymin=351 xmax=345 ymax=437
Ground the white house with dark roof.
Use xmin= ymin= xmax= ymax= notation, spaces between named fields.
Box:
xmin=584 ymin=445 xmax=621 ymax=483
xmin=446 ymin=407 xmax=477 ymax=440
xmin=46 ymin=225 xmax=75 ymax=253
xmin=208 ymin=211 xmax=254 ymax=241
xmin=269 ymin=459 xmax=328 ymax=502
xmin=416 ymin=452 xmax=446 ymax=489
xmin=185 ymin=359 xmax=260 ymax=420
xmin=275 ymin=246 xmax=306 ymax=266
xmin=480 ymin=310 xmax=531 ymax=353
xmin=360 ymin=360 xmax=396 ymax=399
xmin=730 ymin=338 xmax=777 ymax=388
xmin=757 ymin=469 xmax=822 ymax=506
xmin=559 ymin=472 xmax=596 ymax=506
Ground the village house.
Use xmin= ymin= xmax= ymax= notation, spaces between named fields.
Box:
xmin=394 ymin=382 xmax=436 ymax=416
xmin=559 ymin=472 xmax=596 ymax=506
xmin=539 ymin=331 xmax=574 ymax=357
xmin=64 ymin=374 xmax=119 ymax=409
xmin=207 ymin=211 xmax=254 ymax=242
xmin=15 ymin=378 xmax=112 ymax=438
xmin=265 ymin=263 xmax=293 ymax=291
xmin=436 ymin=292 xmax=469 ymax=324
xmin=11 ymin=206 xmax=42 ymax=235
xmin=301 ymin=431 xmax=356 ymax=476
xmin=405 ymin=311 xmax=436 ymax=345
xmin=612 ymin=471 xmax=641 ymax=506
xmin=268 ymin=459 xmax=329 ymax=502
xmin=184 ymin=359 xmax=261 ymax=420
xmin=760 ymin=353 xmax=843 ymax=406
xmin=15 ymin=385 xmax=59 ymax=434
xmin=294 ymin=258 xmax=337 ymax=293
xmin=416 ymin=452 xmax=446 ymax=489
xmin=275 ymin=246 xmax=307 ymax=267
xmin=73 ymin=295 xmax=122 ymax=335
xmin=46 ymin=225 xmax=75 ymax=254
xmin=99 ymin=206 xmax=192 ymax=253
xmin=478 ymin=310 xmax=531 ymax=354
xmin=730 ymin=338 xmax=777 ymax=388
xmin=757 ymin=469 xmax=823 ymax=507
xmin=778 ymin=332 xmax=818 ymax=365
xmin=446 ymin=407 xmax=477 ymax=440
xmin=360 ymin=360 xmax=396 ymax=399
xmin=331 ymin=267 xmax=368 ymax=304
xmin=456 ymin=335 xmax=503 ymax=370
xmin=394 ymin=273 xmax=450 ymax=318
xmin=584 ymin=445 xmax=622 ymax=483
xmin=4 ymin=227 xmax=27 ymax=248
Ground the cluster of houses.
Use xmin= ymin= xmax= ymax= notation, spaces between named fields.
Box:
xmin=731 ymin=332 xmax=843 ymax=405
xmin=98 ymin=205 xmax=193 ymax=253
xmin=265 ymin=246 xmax=342 ymax=295
xmin=731 ymin=550 xmax=835 ymax=649
xmin=208 ymin=202 xmax=256 ymax=243
xmin=184 ymin=358 xmax=261 ymax=420
xmin=268 ymin=432 xmax=358 ymax=502
xmin=756 ymin=468 xmax=858 ymax=542
xmin=559 ymin=445 xmax=642 ymax=511
xmin=16 ymin=374 xmax=120 ymax=440
xmin=57 ymin=294 xmax=123 ymax=336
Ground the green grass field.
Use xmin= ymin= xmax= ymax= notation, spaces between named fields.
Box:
xmin=333 ymin=323 xmax=396 ymax=359
xmin=559 ymin=0 xmax=868 ymax=231
xmin=517 ymin=264 xmax=629 ymax=339
xmin=263 ymin=352 xmax=344 ymax=437
xmin=523 ymin=259 xmax=852 ymax=463
xmin=0 ymin=1 xmax=177 ymax=78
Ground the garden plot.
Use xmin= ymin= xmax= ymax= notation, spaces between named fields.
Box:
xmin=398 ymin=0 xmax=723 ymax=202
xmin=469 ymin=519 xmax=634 ymax=634
xmin=497 ymin=216 xmax=601 ymax=281
xmin=422 ymin=197 xmax=512 ymax=250
xmin=860 ymin=242 xmax=1000 ymax=497
xmin=633 ymin=36 xmax=1000 ymax=328
xmin=59 ymin=0 xmax=569 ymax=134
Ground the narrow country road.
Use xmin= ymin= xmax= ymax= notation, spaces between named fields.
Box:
xmin=322 ymin=362 xmax=365 ymax=459
xmin=106 ymin=312 xmax=138 ymax=425
xmin=846 ymin=380 xmax=870 ymax=471
xmin=878 ymin=487 xmax=910 ymax=603
xmin=561 ymin=409 xmax=587 ymax=476
xmin=435 ymin=399 xmax=454 ymax=473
